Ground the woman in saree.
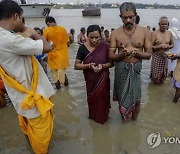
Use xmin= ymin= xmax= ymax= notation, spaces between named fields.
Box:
xmin=74 ymin=25 xmax=113 ymax=124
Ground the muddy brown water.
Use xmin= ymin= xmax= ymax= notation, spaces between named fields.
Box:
xmin=1 ymin=8 xmax=180 ymax=154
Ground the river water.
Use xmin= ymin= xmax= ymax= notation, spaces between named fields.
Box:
xmin=1 ymin=8 xmax=180 ymax=154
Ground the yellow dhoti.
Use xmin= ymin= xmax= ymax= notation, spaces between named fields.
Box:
xmin=18 ymin=110 xmax=53 ymax=154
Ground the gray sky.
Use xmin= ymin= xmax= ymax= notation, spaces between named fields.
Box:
xmin=31 ymin=0 xmax=180 ymax=5
xmin=48 ymin=0 xmax=180 ymax=5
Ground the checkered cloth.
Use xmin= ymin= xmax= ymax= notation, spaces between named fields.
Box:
xmin=113 ymin=61 xmax=142 ymax=121
xmin=150 ymin=52 xmax=168 ymax=84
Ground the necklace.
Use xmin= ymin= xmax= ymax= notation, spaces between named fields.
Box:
xmin=123 ymin=25 xmax=137 ymax=39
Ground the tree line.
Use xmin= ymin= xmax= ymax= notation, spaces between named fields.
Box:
xmin=54 ymin=3 xmax=180 ymax=9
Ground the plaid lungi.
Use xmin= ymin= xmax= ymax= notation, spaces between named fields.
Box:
xmin=113 ymin=61 xmax=142 ymax=121
xmin=150 ymin=52 xmax=168 ymax=84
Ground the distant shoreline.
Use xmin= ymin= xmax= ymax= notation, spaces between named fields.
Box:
xmin=53 ymin=3 xmax=180 ymax=10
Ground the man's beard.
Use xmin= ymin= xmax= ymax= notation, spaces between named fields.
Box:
xmin=125 ymin=23 xmax=133 ymax=28
xmin=160 ymin=27 xmax=166 ymax=32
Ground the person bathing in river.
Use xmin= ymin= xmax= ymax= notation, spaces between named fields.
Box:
xmin=150 ymin=16 xmax=174 ymax=84
xmin=74 ymin=25 xmax=113 ymax=124
xmin=0 ymin=1 xmax=55 ymax=153
xmin=43 ymin=16 xmax=70 ymax=89
xmin=108 ymin=2 xmax=152 ymax=121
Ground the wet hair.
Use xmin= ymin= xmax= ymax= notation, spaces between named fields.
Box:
xmin=104 ymin=29 xmax=109 ymax=34
xmin=45 ymin=16 xmax=56 ymax=24
xmin=152 ymin=27 xmax=156 ymax=31
xmin=119 ymin=2 xmax=137 ymax=15
xmin=136 ymin=15 xmax=140 ymax=24
xmin=80 ymin=27 xmax=85 ymax=32
xmin=0 ymin=0 xmax=23 ymax=20
xmin=70 ymin=29 xmax=75 ymax=34
xmin=34 ymin=27 xmax=43 ymax=35
xmin=86 ymin=24 xmax=101 ymax=36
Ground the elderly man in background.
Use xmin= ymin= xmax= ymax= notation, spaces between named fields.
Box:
xmin=150 ymin=16 xmax=174 ymax=84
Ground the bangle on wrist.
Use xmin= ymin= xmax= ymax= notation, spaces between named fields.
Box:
xmin=89 ymin=63 xmax=91 ymax=69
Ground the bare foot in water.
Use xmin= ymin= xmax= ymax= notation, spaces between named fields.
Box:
xmin=64 ymin=74 xmax=69 ymax=87
xmin=55 ymin=81 xmax=61 ymax=89
xmin=173 ymin=88 xmax=180 ymax=103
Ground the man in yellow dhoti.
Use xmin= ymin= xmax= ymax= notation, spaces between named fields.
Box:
xmin=0 ymin=1 xmax=55 ymax=153
xmin=43 ymin=16 xmax=70 ymax=89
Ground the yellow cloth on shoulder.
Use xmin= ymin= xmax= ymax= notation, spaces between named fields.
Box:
xmin=0 ymin=56 xmax=54 ymax=154
xmin=0 ymin=56 xmax=54 ymax=116
xmin=43 ymin=26 xmax=70 ymax=70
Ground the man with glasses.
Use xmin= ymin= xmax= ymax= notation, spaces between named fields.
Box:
xmin=0 ymin=0 xmax=55 ymax=153
xmin=109 ymin=2 xmax=152 ymax=121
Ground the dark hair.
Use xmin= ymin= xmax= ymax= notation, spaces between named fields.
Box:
xmin=152 ymin=27 xmax=156 ymax=31
xmin=70 ymin=29 xmax=75 ymax=33
xmin=0 ymin=0 xmax=23 ymax=20
xmin=22 ymin=17 xmax=25 ymax=24
xmin=104 ymin=29 xmax=109 ymax=33
xmin=80 ymin=27 xmax=85 ymax=32
xmin=136 ymin=15 xmax=140 ymax=24
xmin=34 ymin=27 xmax=43 ymax=35
xmin=119 ymin=2 xmax=137 ymax=15
xmin=87 ymin=25 xmax=101 ymax=36
xmin=45 ymin=16 xmax=56 ymax=24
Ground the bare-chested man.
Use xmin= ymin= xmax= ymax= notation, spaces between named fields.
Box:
xmin=109 ymin=2 xmax=152 ymax=121
xmin=77 ymin=27 xmax=86 ymax=45
xmin=68 ymin=28 xmax=75 ymax=44
xmin=150 ymin=16 xmax=174 ymax=84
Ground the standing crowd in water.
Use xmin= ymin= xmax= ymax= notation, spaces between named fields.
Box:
xmin=1 ymin=0 xmax=180 ymax=153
